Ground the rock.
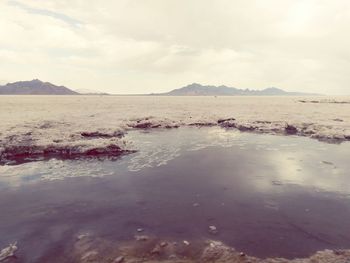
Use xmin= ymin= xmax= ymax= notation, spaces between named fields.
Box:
xmin=254 ymin=120 xmax=272 ymax=124
xmin=188 ymin=122 xmax=216 ymax=127
xmin=113 ymin=256 xmax=124 ymax=263
xmin=322 ymin=160 xmax=334 ymax=165
xmin=129 ymin=122 xmax=161 ymax=129
xmin=0 ymin=243 xmax=18 ymax=262
xmin=0 ymin=143 xmax=129 ymax=165
xmin=237 ymin=124 xmax=255 ymax=131
xmin=80 ymin=131 xmax=123 ymax=139
xmin=272 ymin=180 xmax=283 ymax=186
xmin=217 ymin=118 xmax=237 ymax=128
xmin=165 ymin=124 xmax=180 ymax=129
xmin=217 ymin=118 xmax=236 ymax=124
xmin=285 ymin=124 xmax=298 ymax=134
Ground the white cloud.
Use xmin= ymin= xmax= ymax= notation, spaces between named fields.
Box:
xmin=0 ymin=0 xmax=350 ymax=94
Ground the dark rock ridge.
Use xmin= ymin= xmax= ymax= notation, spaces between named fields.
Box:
xmin=80 ymin=131 xmax=124 ymax=139
xmin=0 ymin=79 xmax=78 ymax=95
xmin=154 ymin=83 xmax=319 ymax=96
xmin=0 ymin=144 xmax=132 ymax=165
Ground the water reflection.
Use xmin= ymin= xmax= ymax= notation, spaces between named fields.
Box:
xmin=1 ymin=127 xmax=349 ymax=195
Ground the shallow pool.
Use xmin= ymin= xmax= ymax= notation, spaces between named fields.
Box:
xmin=1 ymin=127 xmax=350 ymax=262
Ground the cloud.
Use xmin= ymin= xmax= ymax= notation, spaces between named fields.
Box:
xmin=0 ymin=0 xmax=350 ymax=94
xmin=8 ymin=0 xmax=82 ymax=27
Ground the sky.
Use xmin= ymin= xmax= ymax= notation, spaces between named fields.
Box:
xmin=0 ymin=0 xmax=350 ymax=95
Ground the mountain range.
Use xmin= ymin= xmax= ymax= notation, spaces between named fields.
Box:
xmin=154 ymin=83 xmax=318 ymax=96
xmin=0 ymin=80 xmax=318 ymax=96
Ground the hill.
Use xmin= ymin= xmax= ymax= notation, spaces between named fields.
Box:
xmin=0 ymin=79 xmax=78 ymax=95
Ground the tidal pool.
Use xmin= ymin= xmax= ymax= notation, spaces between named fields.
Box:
xmin=0 ymin=127 xmax=350 ymax=262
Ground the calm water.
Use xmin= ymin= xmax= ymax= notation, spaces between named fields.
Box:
xmin=1 ymin=127 xmax=350 ymax=262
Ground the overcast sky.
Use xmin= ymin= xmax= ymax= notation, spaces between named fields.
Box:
xmin=1 ymin=0 xmax=349 ymax=94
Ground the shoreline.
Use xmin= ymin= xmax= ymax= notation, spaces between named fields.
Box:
xmin=1 ymin=120 xmax=349 ymax=165
xmin=1 ymin=96 xmax=349 ymax=165
xmin=3 ymin=234 xmax=350 ymax=263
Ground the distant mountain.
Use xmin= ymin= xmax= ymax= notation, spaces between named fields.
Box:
xmin=0 ymin=79 xmax=78 ymax=95
xmin=75 ymin=88 xmax=109 ymax=95
xmin=155 ymin=83 xmax=318 ymax=96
